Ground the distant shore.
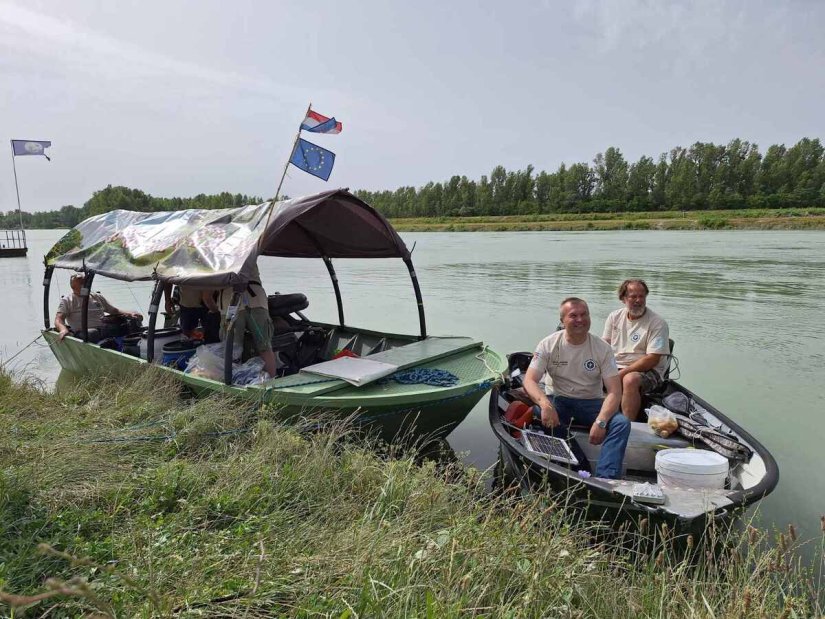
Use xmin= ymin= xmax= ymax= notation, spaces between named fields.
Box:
xmin=389 ymin=207 xmax=825 ymax=232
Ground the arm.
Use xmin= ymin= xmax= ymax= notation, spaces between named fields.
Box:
xmin=589 ymin=373 xmax=623 ymax=445
xmin=163 ymin=283 xmax=175 ymax=314
xmin=523 ymin=365 xmax=559 ymax=428
xmin=617 ymin=353 xmax=662 ymax=378
xmin=55 ymin=312 xmax=71 ymax=341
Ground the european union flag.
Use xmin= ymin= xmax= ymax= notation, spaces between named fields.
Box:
xmin=289 ymin=138 xmax=335 ymax=181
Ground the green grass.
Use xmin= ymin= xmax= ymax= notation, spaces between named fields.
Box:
xmin=1 ymin=367 xmax=822 ymax=617
xmin=389 ymin=207 xmax=825 ymax=231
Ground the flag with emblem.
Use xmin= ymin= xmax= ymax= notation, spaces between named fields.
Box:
xmin=289 ymin=138 xmax=335 ymax=181
xmin=12 ymin=140 xmax=52 ymax=161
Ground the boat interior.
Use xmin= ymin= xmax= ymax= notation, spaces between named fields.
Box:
xmin=497 ymin=352 xmax=769 ymax=518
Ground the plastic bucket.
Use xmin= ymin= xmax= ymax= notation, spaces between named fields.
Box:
xmin=139 ymin=328 xmax=182 ymax=360
xmin=655 ymin=448 xmax=729 ymax=489
xmin=161 ymin=339 xmax=201 ymax=370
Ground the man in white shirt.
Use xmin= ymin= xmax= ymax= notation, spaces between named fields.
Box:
xmin=55 ymin=273 xmax=142 ymax=341
xmin=523 ymin=297 xmax=629 ymax=479
xmin=602 ymin=279 xmax=670 ymax=421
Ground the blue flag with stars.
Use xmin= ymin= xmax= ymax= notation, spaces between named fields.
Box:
xmin=289 ymin=138 xmax=335 ymax=181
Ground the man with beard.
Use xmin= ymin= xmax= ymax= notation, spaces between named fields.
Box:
xmin=523 ymin=297 xmax=628 ymax=479
xmin=602 ymin=279 xmax=670 ymax=421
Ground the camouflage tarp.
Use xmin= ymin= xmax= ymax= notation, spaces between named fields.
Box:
xmin=46 ymin=189 xmax=410 ymax=286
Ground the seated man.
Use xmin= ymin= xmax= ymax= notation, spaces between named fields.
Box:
xmin=602 ymin=278 xmax=670 ymax=421
xmin=523 ymin=297 xmax=629 ymax=479
xmin=55 ymin=273 xmax=142 ymax=341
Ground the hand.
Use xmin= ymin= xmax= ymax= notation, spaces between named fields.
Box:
xmin=540 ymin=403 xmax=559 ymax=428
xmin=165 ymin=299 xmax=174 ymax=314
xmin=58 ymin=329 xmax=69 ymax=342
xmin=589 ymin=421 xmax=607 ymax=445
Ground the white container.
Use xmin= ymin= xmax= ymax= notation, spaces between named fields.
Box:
xmin=139 ymin=328 xmax=182 ymax=361
xmin=655 ymin=448 xmax=729 ymax=489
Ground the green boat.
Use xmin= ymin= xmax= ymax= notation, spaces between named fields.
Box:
xmin=41 ymin=189 xmax=505 ymax=438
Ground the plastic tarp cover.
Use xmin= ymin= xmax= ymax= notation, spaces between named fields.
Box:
xmin=46 ymin=189 xmax=410 ymax=286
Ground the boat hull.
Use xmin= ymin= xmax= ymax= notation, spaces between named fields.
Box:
xmin=44 ymin=329 xmax=502 ymax=440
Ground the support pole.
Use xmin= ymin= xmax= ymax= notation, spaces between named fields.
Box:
xmin=223 ymin=291 xmax=242 ymax=386
xmin=42 ymin=264 xmax=54 ymax=329
xmin=403 ymin=258 xmax=427 ymax=340
xmin=146 ymin=280 xmax=164 ymax=363
xmin=80 ymin=270 xmax=95 ymax=342
xmin=9 ymin=141 xmax=26 ymax=246
xmin=323 ymin=257 xmax=345 ymax=327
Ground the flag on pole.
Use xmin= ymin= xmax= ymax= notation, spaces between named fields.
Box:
xmin=12 ymin=140 xmax=52 ymax=161
xmin=289 ymin=138 xmax=336 ymax=181
xmin=300 ymin=110 xmax=342 ymax=134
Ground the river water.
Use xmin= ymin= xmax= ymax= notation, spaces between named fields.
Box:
xmin=2 ymin=229 xmax=823 ymax=541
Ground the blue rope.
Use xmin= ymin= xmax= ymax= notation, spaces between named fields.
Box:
xmin=379 ymin=368 xmax=459 ymax=387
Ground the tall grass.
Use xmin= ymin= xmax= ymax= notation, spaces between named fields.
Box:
xmin=1 ymin=367 xmax=822 ymax=617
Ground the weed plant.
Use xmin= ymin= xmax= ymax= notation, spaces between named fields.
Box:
xmin=1 ymin=368 xmax=822 ymax=617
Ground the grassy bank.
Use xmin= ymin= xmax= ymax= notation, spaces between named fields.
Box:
xmin=389 ymin=207 xmax=825 ymax=232
xmin=1 ymin=369 xmax=822 ymax=617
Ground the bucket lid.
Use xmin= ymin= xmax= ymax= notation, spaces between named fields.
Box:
xmin=162 ymin=339 xmax=200 ymax=353
xmin=655 ymin=448 xmax=729 ymax=475
xmin=141 ymin=328 xmax=181 ymax=340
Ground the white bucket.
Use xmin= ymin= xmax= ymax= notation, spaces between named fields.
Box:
xmin=655 ymin=448 xmax=729 ymax=489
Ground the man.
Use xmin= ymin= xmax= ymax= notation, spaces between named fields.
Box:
xmin=216 ymin=264 xmax=277 ymax=377
xmin=55 ymin=273 xmax=142 ymax=341
xmin=602 ymin=279 xmax=670 ymax=421
xmin=163 ymin=284 xmax=220 ymax=343
xmin=523 ymin=297 xmax=629 ymax=479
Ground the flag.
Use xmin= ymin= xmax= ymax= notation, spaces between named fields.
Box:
xmin=300 ymin=110 xmax=343 ymax=134
xmin=12 ymin=140 xmax=52 ymax=160
xmin=289 ymin=138 xmax=335 ymax=181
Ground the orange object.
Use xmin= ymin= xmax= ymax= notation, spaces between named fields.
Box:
xmin=504 ymin=401 xmax=535 ymax=438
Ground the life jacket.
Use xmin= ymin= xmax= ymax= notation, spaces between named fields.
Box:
xmin=504 ymin=401 xmax=535 ymax=439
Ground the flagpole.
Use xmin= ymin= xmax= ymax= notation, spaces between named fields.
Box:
xmin=9 ymin=141 xmax=26 ymax=244
xmin=272 ymin=101 xmax=312 ymax=202
xmin=256 ymin=102 xmax=312 ymax=253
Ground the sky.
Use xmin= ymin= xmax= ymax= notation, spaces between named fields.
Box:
xmin=2 ymin=0 xmax=824 ymax=213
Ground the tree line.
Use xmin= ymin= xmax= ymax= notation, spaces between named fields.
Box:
xmin=3 ymin=138 xmax=824 ymax=229
xmin=0 ymin=185 xmax=263 ymax=230
xmin=356 ymin=138 xmax=825 ymax=218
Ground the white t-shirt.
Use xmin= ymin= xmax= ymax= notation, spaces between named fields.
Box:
xmin=57 ymin=293 xmax=117 ymax=329
xmin=218 ymin=265 xmax=268 ymax=312
xmin=528 ymin=331 xmax=619 ymax=399
xmin=602 ymin=307 xmax=670 ymax=378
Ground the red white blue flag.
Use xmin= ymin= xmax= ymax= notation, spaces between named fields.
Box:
xmin=300 ymin=110 xmax=343 ymax=134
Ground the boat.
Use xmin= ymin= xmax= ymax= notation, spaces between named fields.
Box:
xmin=41 ymin=189 xmax=506 ymax=438
xmin=490 ymin=352 xmax=779 ymax=537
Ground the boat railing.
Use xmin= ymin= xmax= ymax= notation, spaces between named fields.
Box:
xmin=1 ymin=229 xmax=27 ymax=250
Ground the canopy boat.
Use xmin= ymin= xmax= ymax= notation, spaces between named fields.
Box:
xmin=490 ymin=352 xmax=778 ymax=537
xmin=41 ymin=189 xmax=505 ymax=438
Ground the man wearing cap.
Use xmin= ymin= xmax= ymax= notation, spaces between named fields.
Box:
xmin=522 ymin=297 xmax=629 ymax=479
xmin=602 ymin=279 xmax=670 ymax=421
xmin=55 ymin=273 xmax=142 ymax=341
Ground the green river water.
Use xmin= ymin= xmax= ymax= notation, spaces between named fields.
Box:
xmin=2 ymin=229 xmax=823 ymax=542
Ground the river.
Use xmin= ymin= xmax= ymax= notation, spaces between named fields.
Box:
xmin=2 ymin=228 xmax=823 ymax=542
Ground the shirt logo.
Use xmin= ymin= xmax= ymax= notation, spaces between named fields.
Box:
xmin=631 ymin=333 xmax=641 ymax=342
xmin=583 ymin=358 xmax=597 ymax=372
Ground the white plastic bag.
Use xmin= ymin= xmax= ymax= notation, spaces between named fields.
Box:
xmin=184 ymin=343 xmax=225 ymax=381
xmin=646 ymin=404 xmax=678 ymax=438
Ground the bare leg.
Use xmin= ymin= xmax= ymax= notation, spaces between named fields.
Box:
xmin=621 ymin=372 xmax=644 ymax=421
xmin=259 ymin=349 xmax=277 ymax=378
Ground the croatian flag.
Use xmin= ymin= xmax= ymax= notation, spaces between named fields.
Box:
xmin=12 ymin=139 xmax=52 ymax=160
xmin=300 ymin=110 xmax=343 ymax=134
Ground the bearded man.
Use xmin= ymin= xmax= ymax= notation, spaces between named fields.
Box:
xmin=602 ymin=279 xmax=670 ymax=421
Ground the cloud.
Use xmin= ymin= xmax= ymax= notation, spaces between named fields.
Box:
xmin=0 ymin=3 xmax=303 ymax=100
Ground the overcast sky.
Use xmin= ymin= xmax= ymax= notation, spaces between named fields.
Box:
xmin=2 ymin=0 xmax=824 ymax=212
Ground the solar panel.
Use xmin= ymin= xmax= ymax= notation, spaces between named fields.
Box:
xmin=521 ymin=429 xmax=579 ymax=466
